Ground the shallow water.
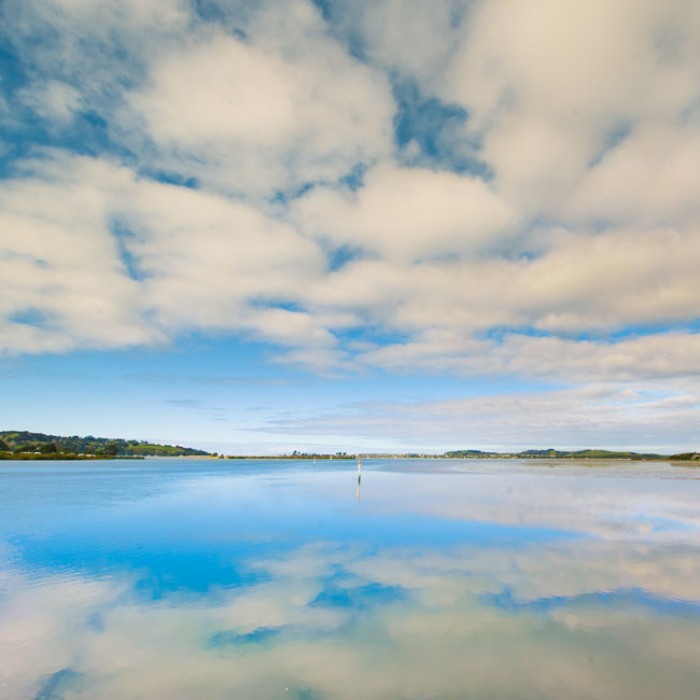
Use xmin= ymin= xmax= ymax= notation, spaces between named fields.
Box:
xmin=1 ymin=458 xmax=699 ymax=699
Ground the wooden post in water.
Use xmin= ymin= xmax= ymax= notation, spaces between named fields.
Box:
xmin=356 ymin=457 xmax=362 ymax=501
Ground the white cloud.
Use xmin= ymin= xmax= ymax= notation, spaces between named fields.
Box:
xmin=0 ymin=153 xmax=334 ymax=360
xmin=0 ymin=156 xmax=159 ymax=354
xmin=119 ymin=176 xmax=327 ymax=330
xmin=294 ymin=163 xmax=514 ymax=262
xmin=358 ymin=330 xmax=700 ymax=381
xmin=319 ymin=0 xmax=469 ymax=85
xmin=2 ymin=0 xmax=395 ymax=199
xmin=18 ymin=80 xmax=83 ymax=123
xmin=130 ymin=34 xmax=300 ymax=149
xmin=8 ymin=146 xmax=700 ymax=383
xmin=262 ymin=383 xmax=700 ymax=451
xmin=126 ymin=4 xmax=394 ymax=197
xmin=441 ymin=0 xmax=700 ymax=214
xmin=571 ymin=122 xmax=700 ymax=227
xmin=290 ymin=221 xmax=700 ymax=366
xmin=2 ymin=0 xmax=700 ymax=437
xmin=0 ymin=0 xmax=190 ymax=121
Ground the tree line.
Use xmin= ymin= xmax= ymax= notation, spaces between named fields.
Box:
xmin=0 ymin=431 xmax=211 ymax=458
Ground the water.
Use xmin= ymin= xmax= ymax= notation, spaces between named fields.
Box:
xmin=1 ymin=458 xmax=699 ymax=699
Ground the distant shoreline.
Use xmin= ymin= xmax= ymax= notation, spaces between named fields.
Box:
xmin=2 ymin=454 xmax=699 ymax=465
xmin=0 ymin=453 xmax=145 ymax=461
xmin=1 ymin=431 xmax=698 ymax=462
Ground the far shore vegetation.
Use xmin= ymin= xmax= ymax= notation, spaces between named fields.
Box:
xmin=1 ymin=431 xmax=698 ymax=463
xmin=0 ymin=431 xmax=211 ymax=460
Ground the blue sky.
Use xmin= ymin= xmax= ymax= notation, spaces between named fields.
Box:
xmin=1 ymin=0 xmax=700 ymax=453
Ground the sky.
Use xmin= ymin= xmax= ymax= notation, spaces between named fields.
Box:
xmin=1 ymin=0 xmax=699 ymax=454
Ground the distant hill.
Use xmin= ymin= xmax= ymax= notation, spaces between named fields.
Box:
xmin=0 ymin=431 xmax=211 ymax=458
xmin=444 ymin=448 xmax=667 ymax=460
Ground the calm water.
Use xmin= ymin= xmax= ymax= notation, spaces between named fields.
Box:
xmin=1 ymin=458 xmax=699 ymax=699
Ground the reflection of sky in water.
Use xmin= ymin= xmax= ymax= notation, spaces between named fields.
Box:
xmin=1 ymin=459 xmax=700 ymax=699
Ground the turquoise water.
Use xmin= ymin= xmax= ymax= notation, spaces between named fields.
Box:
xmin=1 ymin=458 xmax=699 ymax=699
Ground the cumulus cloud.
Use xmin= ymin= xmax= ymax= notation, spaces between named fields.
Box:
xmin=294 ymin=163 xmax=514 ymax=262
xmin=315 ymin=0 xmax=469 ymax=85
xmin=1 ymin=0 xmax=700 ymax=442
xmin=571 ymin=122 xmax=700 ymax=227
xmin=441 ymin=0 xmax=700 ymax=213
xmin=0 ymin=152 xmax=336 ymax=361
xmin=290 ymin=224 xmax=700 ymax=380
xmin=0 ymin=156 xmax=159 ymax=354
xmin=127 ymin=9 xmax=394 ymax=197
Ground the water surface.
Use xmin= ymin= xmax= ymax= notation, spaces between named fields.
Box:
xmin=1 ymin=458 xmax=699 ymax=699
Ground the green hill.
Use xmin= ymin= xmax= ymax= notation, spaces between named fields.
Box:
xmin=0 ymin=431 xmax=211 ymax=458
xmin=668 ymin=452 xmax=700 ymax=461
xmin=444 ymin=448 xmax=666 ymax=460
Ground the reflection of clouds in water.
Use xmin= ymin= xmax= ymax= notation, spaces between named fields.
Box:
xmin=358 ymin=468 xmax=700 ymax=543
xmin=349 ymin=542 xmax=700 ymax=602
xmin=0 ymin=572 xmax=124 ymax=699
xmin=1 ymin=540 xmax=700 ymax=700
xmin=2 ymin=464 xmax=699 ymax=698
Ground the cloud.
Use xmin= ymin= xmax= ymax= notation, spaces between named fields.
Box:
xmin=289 ymin=220 xmax=700 ymax=379
xmin=4 ymin=141 xmax=700 ymax=383
xmin=294 ymin=163 xmax=514 ymax=262
xmin=316 ymin=0 xmax=469 ymax=85
xmin=262 ymin=383 xmax=700 ymax=451
xmin=441 ymin=0 xmax=700 ymax=213
xmin=0 ymin=152 xmax=334 ymax=360
xmin=570 ymin=122 xmax=700 ymax=227
xmin=0 ymin=0 xmax=190 ymax=134
xmin=2 ymin=0 xmax=700 ymax=444
xmin=0 ymin=155 xmax=160 ymax=354
xmin=2 ymin=0 xmax=394 ymax=199
xmin=17 ymin=80 xmax=83 ymax=124
xmin=358 ymin=331 xmax=700 ymax=382
xmin=124 ymin=2 xmax=394 ymax=197
xmin=120 ymin=173 xmax=326 ymax=330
